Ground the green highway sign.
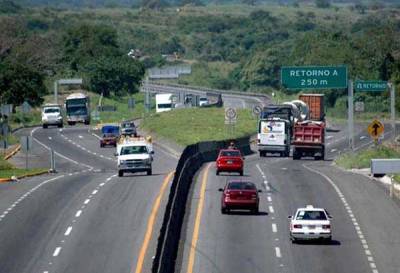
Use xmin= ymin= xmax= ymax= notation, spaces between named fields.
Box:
xmin=281 ymin=66 xmax=348 ymax=90
xmin=355 ymin=80 xmax=387 ymax=92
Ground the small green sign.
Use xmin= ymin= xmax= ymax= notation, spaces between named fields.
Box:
xmin=355 ymin=80 xmax=387 ymax=92
xmin=281 ymin=66 xmax=348 ymax=90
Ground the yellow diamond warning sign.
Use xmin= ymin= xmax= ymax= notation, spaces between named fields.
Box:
xmin=368 ymin=119 xmax=384 ymax=139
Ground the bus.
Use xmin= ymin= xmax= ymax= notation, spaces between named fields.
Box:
xmin=65 ymin=93 xmax=90 ymax=125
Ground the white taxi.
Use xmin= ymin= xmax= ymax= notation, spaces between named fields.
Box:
xmin=288 ymin=205 xmax=332 ymax=242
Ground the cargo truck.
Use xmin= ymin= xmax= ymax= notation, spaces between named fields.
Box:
xmin=292 ymin=121 xmax=325 ymax=160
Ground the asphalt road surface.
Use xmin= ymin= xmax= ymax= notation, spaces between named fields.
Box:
xmin=0 ymin=125 xmax=178 ymax=273
xmin=178 ymin=127 xmax=400 ymax=273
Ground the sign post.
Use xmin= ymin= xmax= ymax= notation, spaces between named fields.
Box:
xmin=20 ymin=136 xmax=32 ymax=170
xmin=54 ymin=78 xmax=83 ymax=104
xmin=225 ymin=107 xmax=237 ymax=136
xmin=389 ymin=83 xmax=396 ymax=139
xmin=348 ymin=80 xmax=354 ymax=151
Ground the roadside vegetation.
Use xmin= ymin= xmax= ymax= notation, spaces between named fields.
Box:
xmin=141 ymin=107 xmax=257 ymax=146
xmin=0 ymin=155 xmax=47 ymax=179
xmin=336 ymin=144 xmax=400 ymax=184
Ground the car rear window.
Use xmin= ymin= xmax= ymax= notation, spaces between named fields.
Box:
xmin=220 ymin=151 xmax=241 ymax=157
xmin=296 ymin=210 xmax=327 ymax=220
xmin=227 ymin=182 xmax=256 ymax=190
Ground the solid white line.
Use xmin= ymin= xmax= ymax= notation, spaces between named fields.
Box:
xmin=269 ymin=206 xmax=274 ymax=213
xmin=84 ymin=199 xmax=90 ymax=204
xmin=275 ymin=247 xmax=282 ymax=258
xmin=272 ymin=223 xmax=277 ymax=233
xmin=53 ymin=247 xmax=62 ymax=257
xmin=64 ymin=226 xmax=72 ymax=236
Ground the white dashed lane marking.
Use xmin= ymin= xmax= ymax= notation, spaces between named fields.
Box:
xmin=269 ymin=205 xmax=274 ymax=214
xmin=64 ymin=226 xmax=72 ymax=236
xmin=272 ymin=223 xmax=277 ymax=233
xmin=53 ymin=247 xmax=62 ymax=257
xmin=75 ymin=210 xmax=82 ymax=217
xmin=303 ymin=164 xmax=379 ymax=273
xmin=275 ymin=247 xmax=282 ymax=258
xmin=84 ymin=199 xmax=90 ymax=204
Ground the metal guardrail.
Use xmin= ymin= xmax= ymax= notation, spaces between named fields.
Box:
xmin=152 ymin=137 xmax=252 ymax=273
xmin=142 ymin=81 xmax=270 ymax=103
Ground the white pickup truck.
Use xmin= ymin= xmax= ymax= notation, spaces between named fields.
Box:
xmin=42 ymin=104 xmax=63 ymax=128
xmin=116 ymin=138 xmax=154 ymax=177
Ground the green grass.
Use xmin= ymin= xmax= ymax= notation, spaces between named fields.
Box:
xmin=0 ymin=168 xmax=48 ymax=179
xmin=89 ymin=92 xmax=149 ymax=124
xmin=336 ymin=145 xmax=400 ymax=169
xmin=0 ymin=156 xmax=47 ymax=179
xmin=141 ymin=107 xmax=257 ymax=146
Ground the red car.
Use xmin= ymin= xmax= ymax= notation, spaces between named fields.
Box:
xmin=219 ymin=181 xmax=261 ymax=214
xmin=216 ymin=149 xmax=244 ymax=176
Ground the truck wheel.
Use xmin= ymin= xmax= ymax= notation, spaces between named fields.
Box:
xmin=293 ymin=151 xmax=300 ymax=160
xmin=58 ymin=123 xmax=63 ymax=128
xmin=84 ymin=120 xmax=90 ymax=125
xmin=43 ymin=124 xmax=48 ymax=129
xmin=118 ymin=170 xmax=123 ymax=177
xmin=216 ymin=170 xmax=220 ymax=176
xmin=68 ymin=121 xmax=74 ymax=126
xmin=147 ymin=169 xmax=152 ymax=176
xmin=239 ymin=170 xmax=243 ymax=176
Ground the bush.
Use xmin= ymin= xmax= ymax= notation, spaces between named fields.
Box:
xmin=315 ymin=0 xmax=331 ymax=8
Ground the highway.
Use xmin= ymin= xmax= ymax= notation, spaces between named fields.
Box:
xmin=0 ymin=126 xmax=178 ymax=273
xmin=178 ymin=127 xmax=400 ymax=273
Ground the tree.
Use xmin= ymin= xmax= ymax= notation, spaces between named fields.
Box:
xmin=0 ymin=0 xmax=21 ymax=13
xmin=315 ymin=0 xmax=330 ymax=8
xmin=242 ymin=0 xmax=257 ymax=5
xmin=63 ymin=24 xmax=121 ymax=71
xmin=85 ymin=56 xmax=145 ymax=97
xmin=0 ymin=61 xmax=46 ymax=107
xmin=140 ymin=0 xmax=168 ymax=10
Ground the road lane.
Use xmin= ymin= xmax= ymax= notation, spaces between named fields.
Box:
xmin=0 ymin=125 xmax=178 ymax=273
xmin=179 ymin=153 xmax=385 ymax=273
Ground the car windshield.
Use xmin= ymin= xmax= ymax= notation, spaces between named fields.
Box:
xmin=227 ymin=182 xmax=256 ymax=190
xmin=200 ymin=98 xmax=207 ymax=101
xmin=103 ymin=133 xmax=116 ymax=138
xmin=220 ymin=151 xmax=241 ymax=157
xmin=44 ymin=108 xmax=60 ymax=113
xmin=296 ymin=210 xmax=327 ymax=220
xmin=120 ymin=146 xmax=148 ymax=155
xmin=122 ymin=122 xmax=135 ymax=128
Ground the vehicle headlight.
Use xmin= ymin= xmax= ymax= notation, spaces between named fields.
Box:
xmin=42 ymin=116 xmax=48 ymax=121
xmin=57 ymin=116 xmax=62 ymax=120
xmin=145 ymin=158 xmax=151 ymax=164
xmin=119 ymin=160 xmax=126 ymax=165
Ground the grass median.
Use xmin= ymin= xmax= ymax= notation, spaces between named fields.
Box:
xmin=0 ymin=156 xmax=47 ymax=180
xmin=141 ymin=107 xmax=257 ymax=146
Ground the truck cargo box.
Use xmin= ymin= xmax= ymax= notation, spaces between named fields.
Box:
xmin=292 ymin=121 xmax=325 ymax=160
xmin=299 ymin=94 xmax=325 ymax=121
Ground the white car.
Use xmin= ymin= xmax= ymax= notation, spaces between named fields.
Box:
xmin=199 ymin=97 xmax=209 ymax=107
xmin=288 ymin=205 xmax=332 ymax=242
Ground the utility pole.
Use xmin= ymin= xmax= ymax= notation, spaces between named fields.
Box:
xmin=390 ymin=83 xmax=396 ymax=139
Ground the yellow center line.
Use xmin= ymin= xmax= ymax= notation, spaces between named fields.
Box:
xmin=134 ymin=171 xmax=174 ymax=273
xmin=186 ymin=163 xmax=211 ymax=273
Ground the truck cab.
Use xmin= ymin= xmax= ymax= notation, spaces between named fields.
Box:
xmin=116 ymin=138 xmax=154 ymax=177
xmin=42 ymin=104 xmax=63 ymax=128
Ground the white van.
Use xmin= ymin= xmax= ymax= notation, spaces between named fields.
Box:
xmin=155 ymin=93 xmax=174 ymax=113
